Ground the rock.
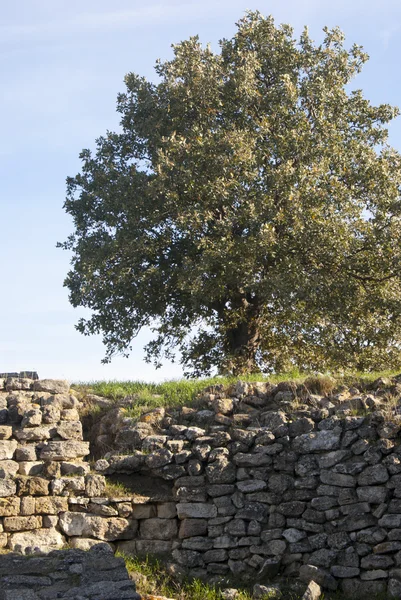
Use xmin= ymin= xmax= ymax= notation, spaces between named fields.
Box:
xmin=253 ymin=583 xmax=282 ymax=598
xmin=388 ymin=578 xmax=401 ymax=598
xmin=3 ymin=516 xmax=42 ymax=531
xmin=59 ymin=512 xmax=138 ymax=541
xmin=0 ymin=440 xmax=17 ymax=460
xmin=56 ymin=421 xmax=83 ymax=440
xmin=177 ymin=503 xmax=217 ymax=519
xmin=0 ymin=497 xmax=20 ymax=516
xmin=140 ymin=518 xmax=178 ymax=540
xmin=293 ymin=429 xmax=342 ymax=453
xmin=39 ymin=440 xmax=90 ymax=460
xmin=8 ymin=528 xmax=65 ymax=553
xmin=0 ymin=459 xmax=20 ymax=477
xmin=179 ymin=519 xmax=208 ymax=538
xmin=69 ymin=537 xmax=114 ymax=551
xmin=33 ymin=379 xmax=70 ymax=394
xmin=0 ymin=480 xmax=16 ymax=497
xmin=35 ymin=496 xmax=68 ymax=514
xmin=85 ymin=474 xmax=106 ymax=497
xmin=299 ymin=564 xmax=338 ymax=591
xmin=301 ymin=580 xmax=322 ymax=600
xmin=0 ymin=426 xmax=12 ymax=440
xmin=358 ymin=464 xmax=389 ymax=486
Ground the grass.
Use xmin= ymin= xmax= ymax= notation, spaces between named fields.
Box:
xmin=118 ymin=553 xmax=254 ymax=600
xmin=72 ymin=370 xmax=401 ymax=421
xmin=104 ymin=479 xmax=133 ymax=498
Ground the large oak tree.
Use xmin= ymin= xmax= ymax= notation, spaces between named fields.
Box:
xmin=60 ymin=12 xmax=401 ymax=376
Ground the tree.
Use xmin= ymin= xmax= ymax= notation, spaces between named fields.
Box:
xmin=59 ymin=11 xmax=401 ymax=376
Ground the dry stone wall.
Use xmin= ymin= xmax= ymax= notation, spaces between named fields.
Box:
xmin=2 ymin=375 xmax=401 ymax=599
xmin=0 ymin=544 xmax=139 ymax=599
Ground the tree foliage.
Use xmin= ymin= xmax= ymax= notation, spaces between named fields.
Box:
xmin=60 ymin=12 xmax=401 ymax=376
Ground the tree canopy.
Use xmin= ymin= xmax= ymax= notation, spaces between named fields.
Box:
xmin=60 ymin=12 xmax=401 ymax=376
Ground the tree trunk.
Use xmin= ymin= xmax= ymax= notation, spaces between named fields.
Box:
xmin=222 ymin=297 xmax=262 ymax=375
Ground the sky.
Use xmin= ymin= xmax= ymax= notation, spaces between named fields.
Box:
xmin=1 ymin=0 xmax=401 ymax=383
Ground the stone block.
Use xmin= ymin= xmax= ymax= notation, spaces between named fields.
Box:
xmin=157 ymin=502 xmax=177 ymax=518
xmin=85 ymin=474 xmax=106 ymax=497
xmin=17 ymin=476 xmax=49 ymax=496
xmin=177 ymin=503 xmax=217 ymax=519
xmin=18 ymin=461 xmax=43 ymax=476
xmin=35 ymin=496 xmax=69 ymax=514
xmin=56 ymin=421 xmax=83 ymax=440
xmin=61 ymin=461 xmax=90 ymax=476
xmin=0 ymin=426 xmax=12 ymax=440
xmin=0 ymin=440 xmax=17 ymax=460
xmin=41 ymin=515 xmax=58 ymax=528
xmin=140 ymin=518 xmax=178 ymax=540
xmin=58 ymin=512 xmax=138 ymax=541
xmin=293 ymin=429 xmax=342 ymax=453
xmin=8 ymin=528 xmax=65 ymax=554
xmin=0 ymin=480 xmax=16 ymax=497
xmin=15 ymin=445 xmax=38 ymax=461
xmin=14 ymin=427 xmax=52 ymax=442
xmin=0 ymin=497 xmax=20 ymax=516
xmin=21 ymin=409 xmax=42 ymax=427
xmin=20 ymin=497 xmax=35 ymax=516
xmin=33 ymin=379 xmax=70 ymax=395
xmin=179 ymin=519 xmax=208 ymax=538
xmin=39 ymin=440 xmax=90 ymax=460
xmin=3 ymin=516 xmax=42 ymax=532
xmin=132 ymin=504 xmax=157 ymax=519
xmin=0 ymin=460 xmax=19 ymax=478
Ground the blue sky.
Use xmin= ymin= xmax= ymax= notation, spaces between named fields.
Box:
xmin=1 ymin=0 xmax=401 ymax=382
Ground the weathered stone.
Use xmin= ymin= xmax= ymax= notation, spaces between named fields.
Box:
xmin=140 ymin=518 xmax=178 ymax=540
xmin=3 ymin=516 xmax=42 ymax=531
xmin=69 ymin=537 xmax=114 ymax=551
xmin=14 ymin=426 xmax=53 ymax=442
xmin=39 ymin=440 xmax=90 ymax=460
xmin=0 ymin=459 xmax=19 ymax=478
xmin=58 ymin=512 xmax=138 ymax=541
xmin=301 ymin=580 xmax=322 ymax=600
xmin=0 ymin=497 xmax=20 ymax=516
xmin=15 ymin=445 xmax=37 ymax=461
xmin=357 ymin=486 xmax=388 ymax=503
xmin=18 ymin=461 xmax=43 ymax=476
xmin=0 ymin=479 xmax=16 ymax=497
xmin=35 ymin=496 xmax=69 ymax=514
xmin=299 ymin=564 xmax=338 ymax=591
xmin=361 ymin=569 xmax=389 ymax=580
xmin=361 ymin=554 xmax=394 ymax=569
xmin=330 ymin=565 xmax=360 ymax=578
xmin=293 ymin=429 xmax=341 ymax=453
xmin=357 ymin=464 xmax=389 ymax=486
xmin=320 ymin=471 xmax=355 ymax=488
xmin=8 ymin=528 xmax=65 ymax=553
xmin=341 ymin=578 xmax=386 ymax=599
xmin=17 ymin=476 xmax=49 ymax=496
xmin=145 ymin=448 xmax=173 ymax=469
xmin=177 ymin=503 xmax=217 ymax=519
xmin=56 ymin=421 xmax=83 ymax=440
xmin=0 ymin=440 xmax=17 ymax=460
xmin=33 ymin=379 xmax=70 ymax=394
xmin=388 ymin=578 xmax=401 ymax=598
xmin=85 ymin=474 xmax=106 ymax=497
xmin=0 ymin=426 xmax=12 ymax=440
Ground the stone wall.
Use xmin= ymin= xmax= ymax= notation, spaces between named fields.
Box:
xmin=0 ymin=544 xmax=139 ymax=599
xmin=2 ymin=374 xmax=401 ymax=598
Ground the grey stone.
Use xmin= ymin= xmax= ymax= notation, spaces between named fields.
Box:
xmin=177 ymin=503 xmax=217 ymax=519
xmin=293 ymin=429 xmax=342 ymax=453
xmin=357 ymin=464 xmax=389 ymax=486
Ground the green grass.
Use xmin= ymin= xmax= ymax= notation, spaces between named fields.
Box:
xmin=117 ymin=553 xmax=254 ymax=600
